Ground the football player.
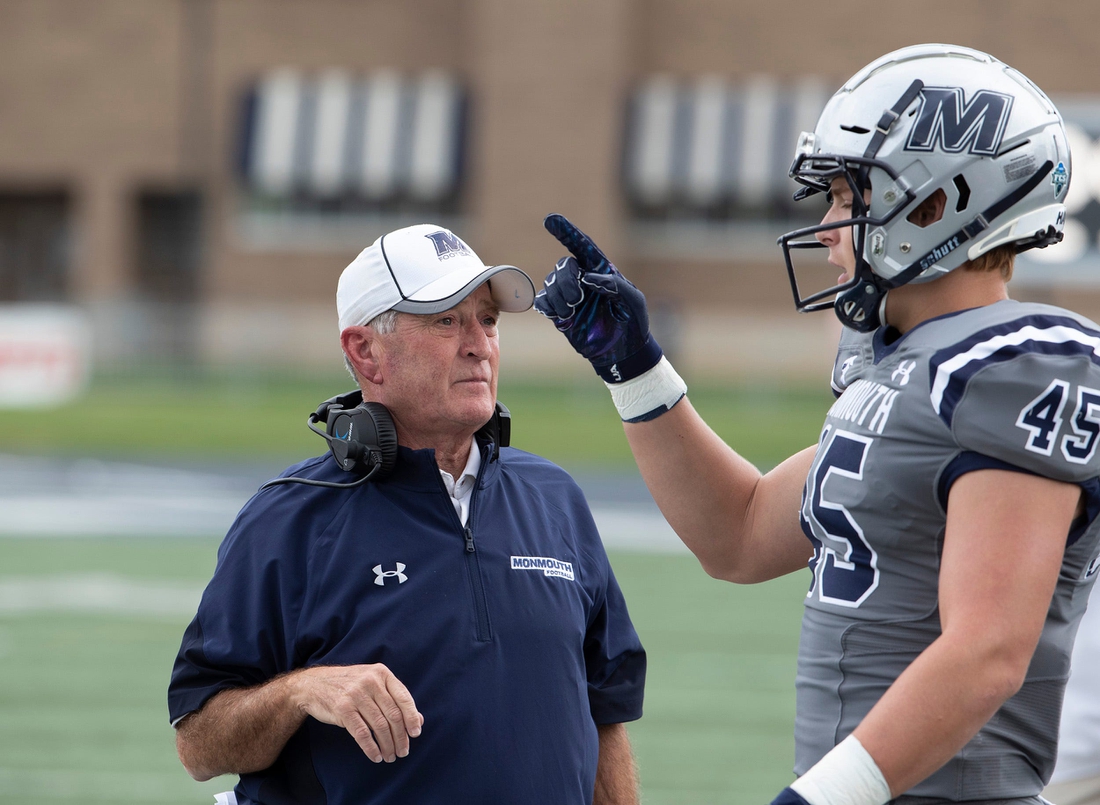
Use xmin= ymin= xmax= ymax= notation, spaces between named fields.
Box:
xmin=536 ymin=44 xmax=1100 ymax=805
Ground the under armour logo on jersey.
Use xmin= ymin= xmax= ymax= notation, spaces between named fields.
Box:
xmin=425 ymin=230 xmax=473 ymax=260
xmin=373 ymin=563 xmax=408 ymax=586
xmin=905 ymin=87 xmax=1013 ymax=156
xmin=891 ymin=360 xmax=917 ymax=386
xmin=1086 ymin=553 xmax=1100 ymax=580
xmin=839 ymin=355 xmax=858 ymax=383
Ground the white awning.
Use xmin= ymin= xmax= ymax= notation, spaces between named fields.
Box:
xmin=241 ymin=69 xmax=465 ymax=204
xmin=623 ymin=74 xmax=829 ymax=212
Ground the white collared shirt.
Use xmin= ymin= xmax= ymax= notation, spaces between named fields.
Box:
xmin=439 ymin=437 xmax=481 ymax=526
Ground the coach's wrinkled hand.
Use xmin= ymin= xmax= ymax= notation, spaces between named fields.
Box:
xmin=537 ymin=214 xmax=663 ymax=384
xmin=294 ymin=663 xmax=423 ymax=763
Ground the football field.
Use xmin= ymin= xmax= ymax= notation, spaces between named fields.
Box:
xmin=0 ymin=374 xmax=829 ymax=804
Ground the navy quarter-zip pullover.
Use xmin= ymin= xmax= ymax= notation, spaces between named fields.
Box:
xmin=169 ymin=440 xmax=646 ymax=804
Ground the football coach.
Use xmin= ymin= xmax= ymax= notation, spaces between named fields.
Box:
xmin=167 ymin=224 xmax=646 ymax=805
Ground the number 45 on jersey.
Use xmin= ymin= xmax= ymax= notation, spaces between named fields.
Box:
xmin=1017 ymin=379 xmax=1100 ymax=464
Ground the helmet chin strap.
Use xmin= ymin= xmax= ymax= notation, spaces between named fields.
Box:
xmin=835 ymin=267 xmax=888 ymax=332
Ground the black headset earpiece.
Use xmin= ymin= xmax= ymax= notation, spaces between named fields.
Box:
xmin=261 ymin=390 xmax=399 ymax=490
xmin=308 ymin=390 xmax=399 ymax=478
xmin=262 ymin=392 xmax=510 ymax=492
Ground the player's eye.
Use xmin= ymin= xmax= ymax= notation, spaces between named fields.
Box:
xmin=825 ymin=191 xmax=834 ymax=206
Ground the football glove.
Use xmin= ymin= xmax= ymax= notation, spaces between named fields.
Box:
xmin=536 ymin=213 xmax=663 ymax=383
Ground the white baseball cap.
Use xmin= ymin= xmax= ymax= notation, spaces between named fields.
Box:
xmin=337 ymin=224 xmax=535 ymax=330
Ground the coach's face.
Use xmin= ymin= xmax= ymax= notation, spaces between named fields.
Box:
xmin=368 ymin=284 xmax=500 ymax=449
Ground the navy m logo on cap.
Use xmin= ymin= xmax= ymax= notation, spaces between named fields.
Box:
xmin=425 ymin=230 xmax=473 ymax=260
xmin=905 ymin=87 xmax=1013 ymax=156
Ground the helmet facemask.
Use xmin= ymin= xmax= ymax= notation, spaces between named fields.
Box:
xmin=779 ymin=149 xmax=917 ymax=332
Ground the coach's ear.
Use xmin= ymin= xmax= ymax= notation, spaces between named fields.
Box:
xmin=341 ymin=325 xmax=384 ymax=387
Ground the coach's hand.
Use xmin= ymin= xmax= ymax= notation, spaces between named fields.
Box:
xmin=295 ymin=663 xmax=423 ymax=763
xmin=537 ymin=214 xmax=663 ymax=384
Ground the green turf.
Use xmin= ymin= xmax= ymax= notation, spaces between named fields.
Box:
xmin=0 ymin=537 xmax=807 ymax=805
xmin=0 ymin=370 xmax=831 ymax=470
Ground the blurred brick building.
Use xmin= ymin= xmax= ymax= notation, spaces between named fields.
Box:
xmin=1 ymin=0 xmax=1099 ymax=380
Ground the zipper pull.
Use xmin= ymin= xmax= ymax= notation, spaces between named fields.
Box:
xmin=464 ymin=526 xmax=475 ymax=553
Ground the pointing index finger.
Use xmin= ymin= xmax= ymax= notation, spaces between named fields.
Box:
xmin=543 ymin=214 xmax=611 ymax=275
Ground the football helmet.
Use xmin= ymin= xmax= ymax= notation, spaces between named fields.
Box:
xmin=778 ymin=44 xmax=1070 ymax=331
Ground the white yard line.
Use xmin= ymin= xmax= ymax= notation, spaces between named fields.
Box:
xmin=0 ymin=454 xmax=687 ymax=550
xmin=0 ymin=574 xmax=203 ymax=618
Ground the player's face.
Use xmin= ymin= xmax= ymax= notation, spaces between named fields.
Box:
xmin=373 ymin=284 xmax=500 ymax=448
xmin=815 ymin=176 xmax=859 ymax=281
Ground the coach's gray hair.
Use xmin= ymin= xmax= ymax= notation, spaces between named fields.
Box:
xmin=343 ymin=309 xmax=400 ymax=382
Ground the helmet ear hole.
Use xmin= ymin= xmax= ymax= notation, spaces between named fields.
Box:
xmin=907 ymin=189 xmax=948 ymax=228
xmin=953 ymin=175 xmax=971 ymax=212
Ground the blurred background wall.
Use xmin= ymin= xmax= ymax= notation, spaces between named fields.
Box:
xmin=1 ymin=0 xmax=1099 ymax=385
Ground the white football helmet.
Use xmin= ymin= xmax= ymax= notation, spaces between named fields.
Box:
xmin=778 ymin=44 xmax=1070 ymax=331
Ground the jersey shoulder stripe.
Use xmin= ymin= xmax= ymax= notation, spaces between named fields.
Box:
xmin=929 ymin=314 xmax=1100 ymax=428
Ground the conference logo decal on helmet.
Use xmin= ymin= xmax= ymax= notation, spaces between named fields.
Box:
xmin=425 ymin=229 xmax=474 ymax=261
xmin=904 ymin=87 xmax=1013 ymax=156
xmin=1052 ymin=162 xmax=1069 ymax=197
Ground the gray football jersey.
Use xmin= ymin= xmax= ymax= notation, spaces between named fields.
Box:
xmin=796 ymin=300 xmax=1100 ymax=800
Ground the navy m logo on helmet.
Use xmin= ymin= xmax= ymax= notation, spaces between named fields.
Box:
xmin=905 ymin=87 xmax=1014 ymax=156
xmin=425 ymin=229 xmax=473 ymax=260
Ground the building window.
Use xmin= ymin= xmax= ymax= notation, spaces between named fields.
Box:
xmin=130 ymin=190 xmax=203 ymax=362
xmin=0 ymin=191 xmax=71 ymax=302
xmin=239 ymin=68 xmax=466 ymax=214
xmin=135 ymin=190 xmax=203 ymax=303
xmin=623 ymin=75 xmax=828 ymax=221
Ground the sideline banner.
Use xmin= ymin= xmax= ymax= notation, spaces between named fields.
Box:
xmin=0 ymin=304 xmax=91 ymax=408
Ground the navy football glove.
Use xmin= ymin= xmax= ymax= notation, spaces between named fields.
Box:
xmin=536 ymin=213 xmax=663 ymax=383
xmin=770 ymin=787 xmax=813 ymax=805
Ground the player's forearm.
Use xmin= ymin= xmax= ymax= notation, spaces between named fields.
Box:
xmin=593 ymin=723 xmax=639 ymax=805
xmin=853 ymin=469 xmax=1079 ymax=796
xmin=852 ymin=631 xmax=1031 ymax=796
xmin=623 ymin=399 xmax=813 ymax=582
xmin=175 ymin=672 xmax=308 ymax=781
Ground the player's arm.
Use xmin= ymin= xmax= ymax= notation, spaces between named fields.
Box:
xmin=175 ymin=663 xmax=424 ymax=781
xmin=623 ymin=399 xmax=815 ymax=581
xmin=593 ymin=722 xmax=639 ymax=805
xmin=781 ymin=468 xmax=1079 ymax=805
xmin=853 ymin=469 xmax=1078 ymax=792
xmin=538 ymin=215 xmax=814 ymax=582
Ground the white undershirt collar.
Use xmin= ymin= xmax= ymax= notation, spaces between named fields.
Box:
xmin=439 ymin=437 xmax=481 ymax=526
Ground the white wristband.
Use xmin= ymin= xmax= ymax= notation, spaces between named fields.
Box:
xmin=790 ymin=735 xmax=891 ymax=805
xmin=605 ymin=356 xmax=687 ymax=422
